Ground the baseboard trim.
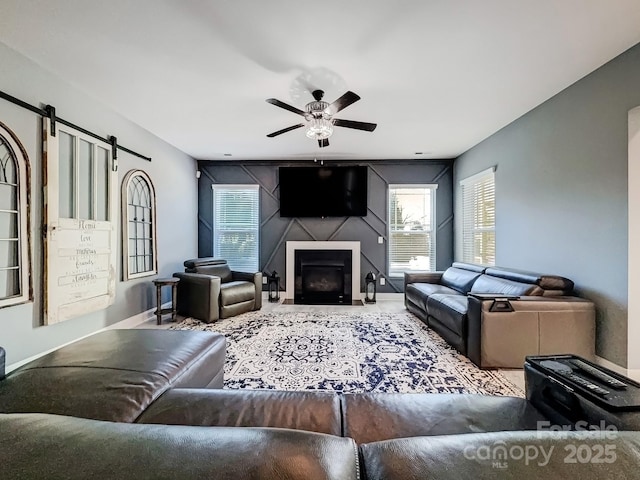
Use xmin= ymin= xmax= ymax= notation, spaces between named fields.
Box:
xmin=6 ymin=304 xmax=164 ymax=374
xmin=374 ymin=293 xmax=405 ymax=300
xmin=112 ymin=305 xmax=163 ymax=329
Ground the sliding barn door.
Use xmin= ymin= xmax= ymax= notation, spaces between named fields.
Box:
xmin=43 ymin=118 xmax=118 ymax=324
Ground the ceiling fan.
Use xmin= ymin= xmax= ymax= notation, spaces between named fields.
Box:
xmin=265 ymin=89 xmax=377 ymax=148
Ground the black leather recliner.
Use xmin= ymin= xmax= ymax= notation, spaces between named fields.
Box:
xmin=173 ymin=258 xmax=262 ymax=323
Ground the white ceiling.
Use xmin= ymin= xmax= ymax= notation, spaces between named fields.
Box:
xmin=1 ymin=0 xmax=640 ymax=161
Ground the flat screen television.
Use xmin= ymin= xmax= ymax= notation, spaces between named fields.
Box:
xmin=279 ymin=166 xmax=368 ymax=217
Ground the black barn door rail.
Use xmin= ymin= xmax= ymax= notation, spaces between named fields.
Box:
xmin=0 ymin=89 xmax=151 ymax=162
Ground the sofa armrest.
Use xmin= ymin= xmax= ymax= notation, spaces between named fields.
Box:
xmin=1 ymin=413 xmax=360 ymax=480
xmin=404 ymin=271 xmax=443 ymax=289
xmin=231 ymin=271 xmax=262 ymax=310
xmin=359 ymin=430 xmax=640 ymax=480
xmin=173 ymin=272 xmax=221 ymax=323
xmin=467 ymin=295 xmax=595 ymax=368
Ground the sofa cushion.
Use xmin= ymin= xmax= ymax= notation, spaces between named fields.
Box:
xmin=138 ymin=389 xmax=343 ymax=436
xmin=184 ymin=257 xmax=227 ymax=269
xmin=486 ymin=266 xmax=574 ymax=293
xmin=451 ymin=262 xmax=487 ymax=273
xmin=184 ymin=258 xmax=233 ymax=283
xmin=359 ymin=431 xmax=640 ymax=480
xmin=405 ymin=283 xmax=460 ymax=311
xmin=220 ymin=280 xmax=256 ymax=306
xmin=0 ymin=367 xmax=170 ymax=422
xmin=441 ymin=267 xmax=483 ymax=294
xmin=1 ymin=413 xmax=359 ymax=480
xmin=342 ymin=393 xmax=545 ymax=444
xmin=426 ymin=294 xmax=469 ymax=336
xmin=470 ymin=274 xmax=543 ymax=296
xmin=15 ymin=329 xmax=223 ymax=378
xmin=0 ymin=330 xmax=226 ymax=422
xmin=195 ymin=264 xmax=233 ymax=282
xmin=404 ymin=271 xmax=443 ymax=287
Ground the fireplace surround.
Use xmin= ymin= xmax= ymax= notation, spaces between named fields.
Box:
xmin=285 ymin=241 xmax=361 ymax=304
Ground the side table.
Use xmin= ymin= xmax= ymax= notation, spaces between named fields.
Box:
xmin=153 ymin=277 xmax=180 ymax=325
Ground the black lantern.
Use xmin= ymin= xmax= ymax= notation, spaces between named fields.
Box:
xmin=267 ymin=271 xmax=280 ymax=303
xmin=365 ymin=271 xmax=377 ymax=304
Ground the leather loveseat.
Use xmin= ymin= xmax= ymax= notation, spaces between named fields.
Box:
xmin=173 ymin=257 xmax=262 ymax=323
xmin=405 ymin=262 xmax=595 ymax=369
xmin=1 ymin=329 xmax=639 ymax=479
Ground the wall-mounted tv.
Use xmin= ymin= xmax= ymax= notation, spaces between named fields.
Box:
xmin=279 ymin=166 xmax=368 ymax=217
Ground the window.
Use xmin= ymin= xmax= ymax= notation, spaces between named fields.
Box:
xmin=122 ymin=170 xmax=157 ymax=279
xmin=388 ymin=185 xmax=437 ymax=276
xmin=212 ymin=184 xmax=259 ymax=272
xmin=57 ymin=129 xmax=111 ymax=221
xmin=0 ymin=122 xmax=30 ymax=308
xmin=460 ymin=167 xmax=495 ymax=265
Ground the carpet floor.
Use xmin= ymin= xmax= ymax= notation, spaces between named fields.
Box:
xmin=170 ymin=310 xmax=523 ymax=396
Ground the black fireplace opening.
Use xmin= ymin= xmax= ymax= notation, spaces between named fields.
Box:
xmin=294 ymin=250 xmax=352 ymax=305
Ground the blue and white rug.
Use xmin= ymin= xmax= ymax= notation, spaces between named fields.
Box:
xmin=170 ymin=311 xmax=523 ymax=396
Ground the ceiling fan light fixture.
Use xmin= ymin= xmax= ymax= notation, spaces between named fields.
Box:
xmin=305 ymin=117 xmax=333 ymax=140
xmin=266 ymin=89 xmax=375 ymax=146
xmin=306 ymin=100 xmax=329 ymax=113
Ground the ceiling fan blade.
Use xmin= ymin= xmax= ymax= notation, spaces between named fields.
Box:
xmin=266 ymin=123 xmax=305 ymax=137
xmin=265 ymin=98 xmax=306 ymax=116
xmin=332 ymin=118 xmax=377 ymax=132
xmin=326 ymin=91 xmax=361 ymax=115
xmin=317 ymin=138 xmax=329 ymax=148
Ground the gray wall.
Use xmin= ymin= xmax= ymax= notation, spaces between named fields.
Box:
xmin=198 ymin=161 xmax=453 ymax=293
xmin=454 ymin=43 xmax=640 ymax=367
xmin=0 ymin=42 xmax=198 ymax=365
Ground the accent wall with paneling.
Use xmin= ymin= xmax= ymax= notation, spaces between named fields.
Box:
xmin=197 ymin=161 xmax=453 ymax=293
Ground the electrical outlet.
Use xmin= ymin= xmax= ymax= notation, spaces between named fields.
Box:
xmin=380 ymin=277 xmax=386 ymax=286
xmin=378 ymin=236 xmax=384 ymax=244
xmin=262 ymin=276 xmax=267 ymax=285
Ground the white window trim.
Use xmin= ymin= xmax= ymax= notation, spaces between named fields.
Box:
xmin=121 ymin=169 xmax=158 ymax=280
xmin=459 ymin=166 xmax=496 ymax=266
xmin=388 ymin=184 xmax=438 ymax=277
xmin=459 ymin=166 xmax=496 ymax=186
xmin=212 ymin=184 xmax=260 ymax=272
xmin=0 ymin=122 xmax=31 ymax=308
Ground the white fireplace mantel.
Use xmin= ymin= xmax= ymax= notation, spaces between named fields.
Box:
xmin=285 ymin=241 xmax=361 ymax=300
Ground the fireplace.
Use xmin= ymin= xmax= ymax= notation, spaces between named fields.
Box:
xmin=295 ymin=250 xmax=352 ymax=304
xmin=285 ymin=241 xmax=361 ymax=303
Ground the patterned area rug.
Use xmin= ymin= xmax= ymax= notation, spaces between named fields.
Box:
xmin=170 ymin=310 xmax=523 ymax=396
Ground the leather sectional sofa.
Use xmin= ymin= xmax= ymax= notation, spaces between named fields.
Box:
xmin=0 ymin=329 xmax=227 ymax=422
xmin=405 ymin=262 xmax=595 ymax=368
xmin=1 ymin=329 xmax=637 ymax=479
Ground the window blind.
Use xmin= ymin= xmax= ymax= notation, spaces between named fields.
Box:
xmin=388 ymin=185 xmax=437 ymax=276
xmin=460 ymin=168 xmax=495 ymax=265
xmin=212 ymin=185 xmax=260 ymax=272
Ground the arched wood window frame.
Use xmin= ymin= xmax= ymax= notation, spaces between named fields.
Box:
xmin=121 ymin=169 xmax=158 ymax=280
xmin=0 ymin=121 xmax=31 ymax=308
